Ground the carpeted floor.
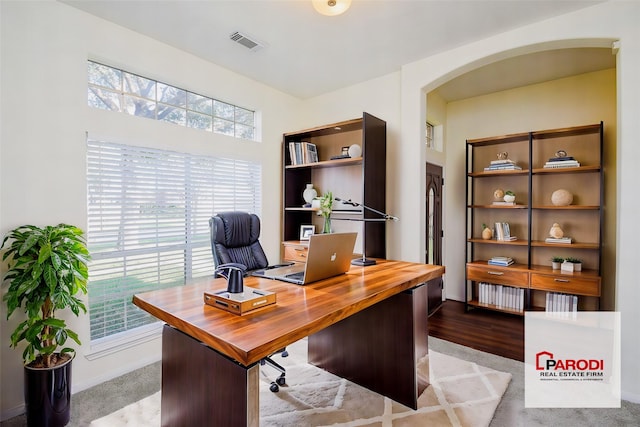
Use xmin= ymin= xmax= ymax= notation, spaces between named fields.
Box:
xmin=2 ymin=337 xmax=639 ymax=426
xmin=89 ymin=338 xmax=511 ymax=426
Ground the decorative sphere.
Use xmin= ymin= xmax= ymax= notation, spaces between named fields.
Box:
xmin=348 ymin=144 xmax=362 ymax=158
xmin=493 ymin=188 xmax=505 ymax=201
xmin=551 ymin=189 xmax=573 ymax=206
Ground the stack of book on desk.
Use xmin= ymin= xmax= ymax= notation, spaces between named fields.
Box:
xmin=488 ymin=256 xmax=514 ymax=266
xmin=545 ymin=236 xmax=572 ymax=244
xmin=484 ymin=159 xmax=522 ymax=171
xmin=543 ymin=156 xmax=580 ymax=169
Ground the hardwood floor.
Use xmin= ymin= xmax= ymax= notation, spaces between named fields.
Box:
xmin=428 ymin=300 xmax=524 ymax=362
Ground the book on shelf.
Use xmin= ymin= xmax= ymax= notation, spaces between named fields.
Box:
xmin=491 ymin=201 xmax=516 ymax=206
xmin=488 ymin=256 xmax=514 ymax=266
xmin=493 ymin=222 xmax=516 ymax=241
xmin=490 ymin=159 xmax=517 ymax=165
xmin=543 ymin=160 xmax=581 ymax=168
xmin=546 ymin=292 xmax=578 ymax=313
xmin=484 ymin=164 xmax=523 ymax=171
xmin=545 ymin=236 xmax=573 ymax=244
xmin=547 ymin=156 xmax=575 ymax=162
xmin=478 ymin=282 xmax=524 ymax=312
xmin=288 ymin=142 xmax=318 ymax=165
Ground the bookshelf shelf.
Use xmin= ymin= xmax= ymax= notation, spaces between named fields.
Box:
xmin=284 ymin=156 xmax=362 ymax=169
xmin=465 ymin=122 xmax=603 ymax=314
xmin=282 ymin=113 xmax=386 ymax=262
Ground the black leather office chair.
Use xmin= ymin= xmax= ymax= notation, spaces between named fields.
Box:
xmin=209 ymin=211 xmax=288 ymax=392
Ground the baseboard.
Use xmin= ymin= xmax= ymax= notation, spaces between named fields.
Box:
xmin=1 ymin=403 xmax=25 ymax=422
xmin=622 ymin=390 xmax=640 ymax=404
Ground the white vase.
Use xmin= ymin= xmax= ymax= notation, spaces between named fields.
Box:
xmin=303 ymin=184 xmax=317 ymax=206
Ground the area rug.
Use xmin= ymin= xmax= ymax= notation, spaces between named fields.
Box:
xmin=91 ymin=339 xmax=511 ymax=427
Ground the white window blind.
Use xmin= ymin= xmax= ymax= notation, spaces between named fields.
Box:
xmin=86 ymin=140 xmax=261 ymax=341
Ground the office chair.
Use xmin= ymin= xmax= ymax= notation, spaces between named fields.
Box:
xmin=209 ymin=211 xmax=288 ymax=392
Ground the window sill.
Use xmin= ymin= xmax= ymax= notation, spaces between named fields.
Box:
xmin=85 ymin=322 xmax=163 ymax=361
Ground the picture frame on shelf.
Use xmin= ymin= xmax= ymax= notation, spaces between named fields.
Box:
xmin=300 ymin=225 xmax=315 ymax=240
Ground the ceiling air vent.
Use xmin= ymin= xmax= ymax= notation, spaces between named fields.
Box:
xmin=229 ymin=31 xmax=265 ymax=52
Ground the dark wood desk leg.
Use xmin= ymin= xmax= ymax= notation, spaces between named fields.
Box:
xmin=161 ymin=325 xmax=259 ymax=427
xmin=308 ymin=283 xmax=429 ymax=409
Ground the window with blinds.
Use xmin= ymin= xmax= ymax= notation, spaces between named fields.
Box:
xmin=86 ymin=140 xmax=261 ymax=341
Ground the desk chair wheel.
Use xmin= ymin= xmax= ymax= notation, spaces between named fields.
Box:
xmin=269 ymin=374 xmax=287 ymax=393
xmin=269 ymin=373 xmax=286 ymax=392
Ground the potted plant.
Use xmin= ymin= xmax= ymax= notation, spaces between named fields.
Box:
xmin=564 ymin=257 xmax=582 ymax=272
xmin=318 ymin=191 xmax=333 ymax=233
xmin=551 ymin=256 xmax=564 ymax=269
xmin=2 ymin=224 xmax=90 ymax=427
xmin=481 ymin=223 xmax=493 ymax=240
xmin=503 ymin=190 xmax=516 ymax=203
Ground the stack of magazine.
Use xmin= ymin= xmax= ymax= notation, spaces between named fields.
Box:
xmin=288 ymin=142 xmax=318 ymax=165
xmin=488 ymin=256 xmax=514 ymax=266
xmin=543 ymin=155 xmax=580 ymax=169
xmin=484 ymin=158 xmax=522 ymax=171
xmin=545 ymin=236 xmax=572 ymax=244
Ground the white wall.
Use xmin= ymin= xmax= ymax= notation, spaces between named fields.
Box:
xmin=397 ymin=1 xmax=640 ymax=402
xmin=0 ymin=1 xmax=301 ymax=418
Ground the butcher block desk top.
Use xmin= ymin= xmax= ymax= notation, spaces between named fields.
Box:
xmin=133 ymin=259 xmax=444 ymax=367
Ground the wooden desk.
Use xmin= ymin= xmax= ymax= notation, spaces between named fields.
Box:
xmin=133 ymin=259 xmax=444 ymax=427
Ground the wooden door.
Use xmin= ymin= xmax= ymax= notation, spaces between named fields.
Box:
xmin=426 ymin=162 xmax=443 ymax=315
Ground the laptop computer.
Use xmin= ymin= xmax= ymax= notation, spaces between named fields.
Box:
xmin=253 ymin=232 xmax=357 ymax=285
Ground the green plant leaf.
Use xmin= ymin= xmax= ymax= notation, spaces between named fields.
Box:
xmin=19 ymin=234 xmax=40 ymax=256
xmin=3 ymin=223 xmax=89 ymax=365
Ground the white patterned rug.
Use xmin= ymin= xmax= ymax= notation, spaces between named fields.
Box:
xmin=91 ymin=339 xmax=511 ymax=427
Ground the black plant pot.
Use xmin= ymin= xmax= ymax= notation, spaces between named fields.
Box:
xmin=24 ymin=356 xmax=73 ymax=427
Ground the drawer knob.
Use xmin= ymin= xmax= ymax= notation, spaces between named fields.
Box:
xmin=554 ymin=278 xmax=570 ymax=283
xmin=488 ymin=271 xmax=504 ymax=276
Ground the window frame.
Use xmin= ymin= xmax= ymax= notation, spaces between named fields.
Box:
xmin=87 ymin=60 xmax=258 ymax=141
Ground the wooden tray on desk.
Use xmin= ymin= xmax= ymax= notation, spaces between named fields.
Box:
xmin=204 ymin=287 xmax=276 ymax=315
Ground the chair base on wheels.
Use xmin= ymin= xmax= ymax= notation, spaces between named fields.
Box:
xmin=261 ymin=349 xmax=288 ymax=392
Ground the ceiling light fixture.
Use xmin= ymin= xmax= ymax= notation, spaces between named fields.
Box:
xmin=312 ymin=0 xmax=351 ymax=16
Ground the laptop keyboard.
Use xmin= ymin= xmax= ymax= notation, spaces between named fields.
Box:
xmin=285 ymin=271 xmax=304 ymax=281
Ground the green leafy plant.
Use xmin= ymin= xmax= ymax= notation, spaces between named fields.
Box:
xmin=318 ymin=191 xmax=333 ymax=219
xmin=2 ymin=224 xmax=90 ymax=368
xmin=564 ymin=257 xmax=582 ymax=264
xmin=505 ymin=190 xmax=515 ymax=196
xmin=551 ymin=256 xmax=564 ymax=263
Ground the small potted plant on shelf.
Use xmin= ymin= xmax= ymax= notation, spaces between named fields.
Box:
xmin=503 ymin=190 xmax=516 ymax=203
xmin=563 ymin=257 xmax=582 ymax=272
xmin=318 ymin=191 xmax=333 ymax=233
xmin=551 ymin=256 xmax=564 ymax=270
xmin=2 ymin=224 xmax=90 ymax=427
